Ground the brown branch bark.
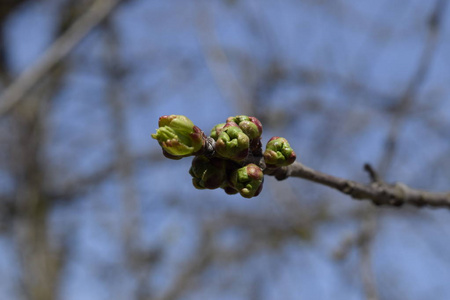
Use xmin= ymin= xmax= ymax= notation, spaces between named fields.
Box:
xmin=266 ymin=161 xmax=450 ymax=208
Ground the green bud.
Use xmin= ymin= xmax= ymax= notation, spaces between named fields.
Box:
xmin=226 ymin=115 xmax=250 ymax=124
xmin=210 ymin=123 xmax=226 ymax=140
xmin=214 ymin=122 xmax=250 ymax=161
xmin=151 ymin=115 xmax=205 ymax=158
xmin=238 ymin=121 xmax=260 ymax=140
xmin=264 ymin=136 xmax=296 ymax=168
xmin=230 ymin=164 xmax=264 ymax=198
xmin=189 ymin=156 xmax=227 ymax=190
xmin=226 ymin=115 xmax=263 ymax=140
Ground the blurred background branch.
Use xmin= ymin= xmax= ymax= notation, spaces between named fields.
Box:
xmin=0 ymin=0 xmax=121 ymax=117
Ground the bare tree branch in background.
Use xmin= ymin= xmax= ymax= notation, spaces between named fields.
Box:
xmin=48 ymin=151 xmax=163 ymax=202
xmin=378 ymin=0 xmax=447 ymax=176
xmin=13 ymin=66 xmax=67 ymax=300
xmin=196 ymin=4 xmax=253 ymax=114
xmin=156 ymin=207 xmax=318 ymax=300
xmin=0 ymin=0 xmax=31 ymax=83
xmin=0 ymin=0 xmax=122 ymax=117
xmin=0 ymin=2 xmax=125 ymax=299
xmin=354 ymin=1 xmax=448 ymax=298
xmin=102 ymin=19 xmax=158 ymax=300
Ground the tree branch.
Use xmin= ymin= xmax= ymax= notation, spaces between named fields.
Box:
xmin=188 ymin=136 xmax=450 ymax=208
xmin=0 ymin=0 xmax=122 ymax=117
xmin=265 ymin=161 xmax=450 ymax=209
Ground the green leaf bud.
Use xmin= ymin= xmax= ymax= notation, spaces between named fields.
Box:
xmin=214 ymin=122 xmax=250 ymax=161
xmin=226 ymin=115 xmax=250 ymax=124
xmin=230 ymin=164 xmax=264 ymax=198
xmin=189 ymin=156 xmax=227 ymax=190
xmin=264 ymin=136 xmax=296 ymax=168
xmin=226 ymin=115 xmax=263 ymax=140
xmin=210 ymin=123 xmax=226 ymax=140
xmin=151 ymin=115 xmax=205 ymax=158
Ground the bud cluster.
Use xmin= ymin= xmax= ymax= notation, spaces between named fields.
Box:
xmin=152 ymin=114 xmax=297 ymax=198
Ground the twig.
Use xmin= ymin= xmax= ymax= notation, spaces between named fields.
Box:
xmin=363 ymin=163 xmax=381 ymax=183
xmin=0 ymin=0 xmax=122 ymax=117
xmin=158 ymin=137 xmax=450 ymax=209
xmin=266 ymin=161 xmax=450 ymax=209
